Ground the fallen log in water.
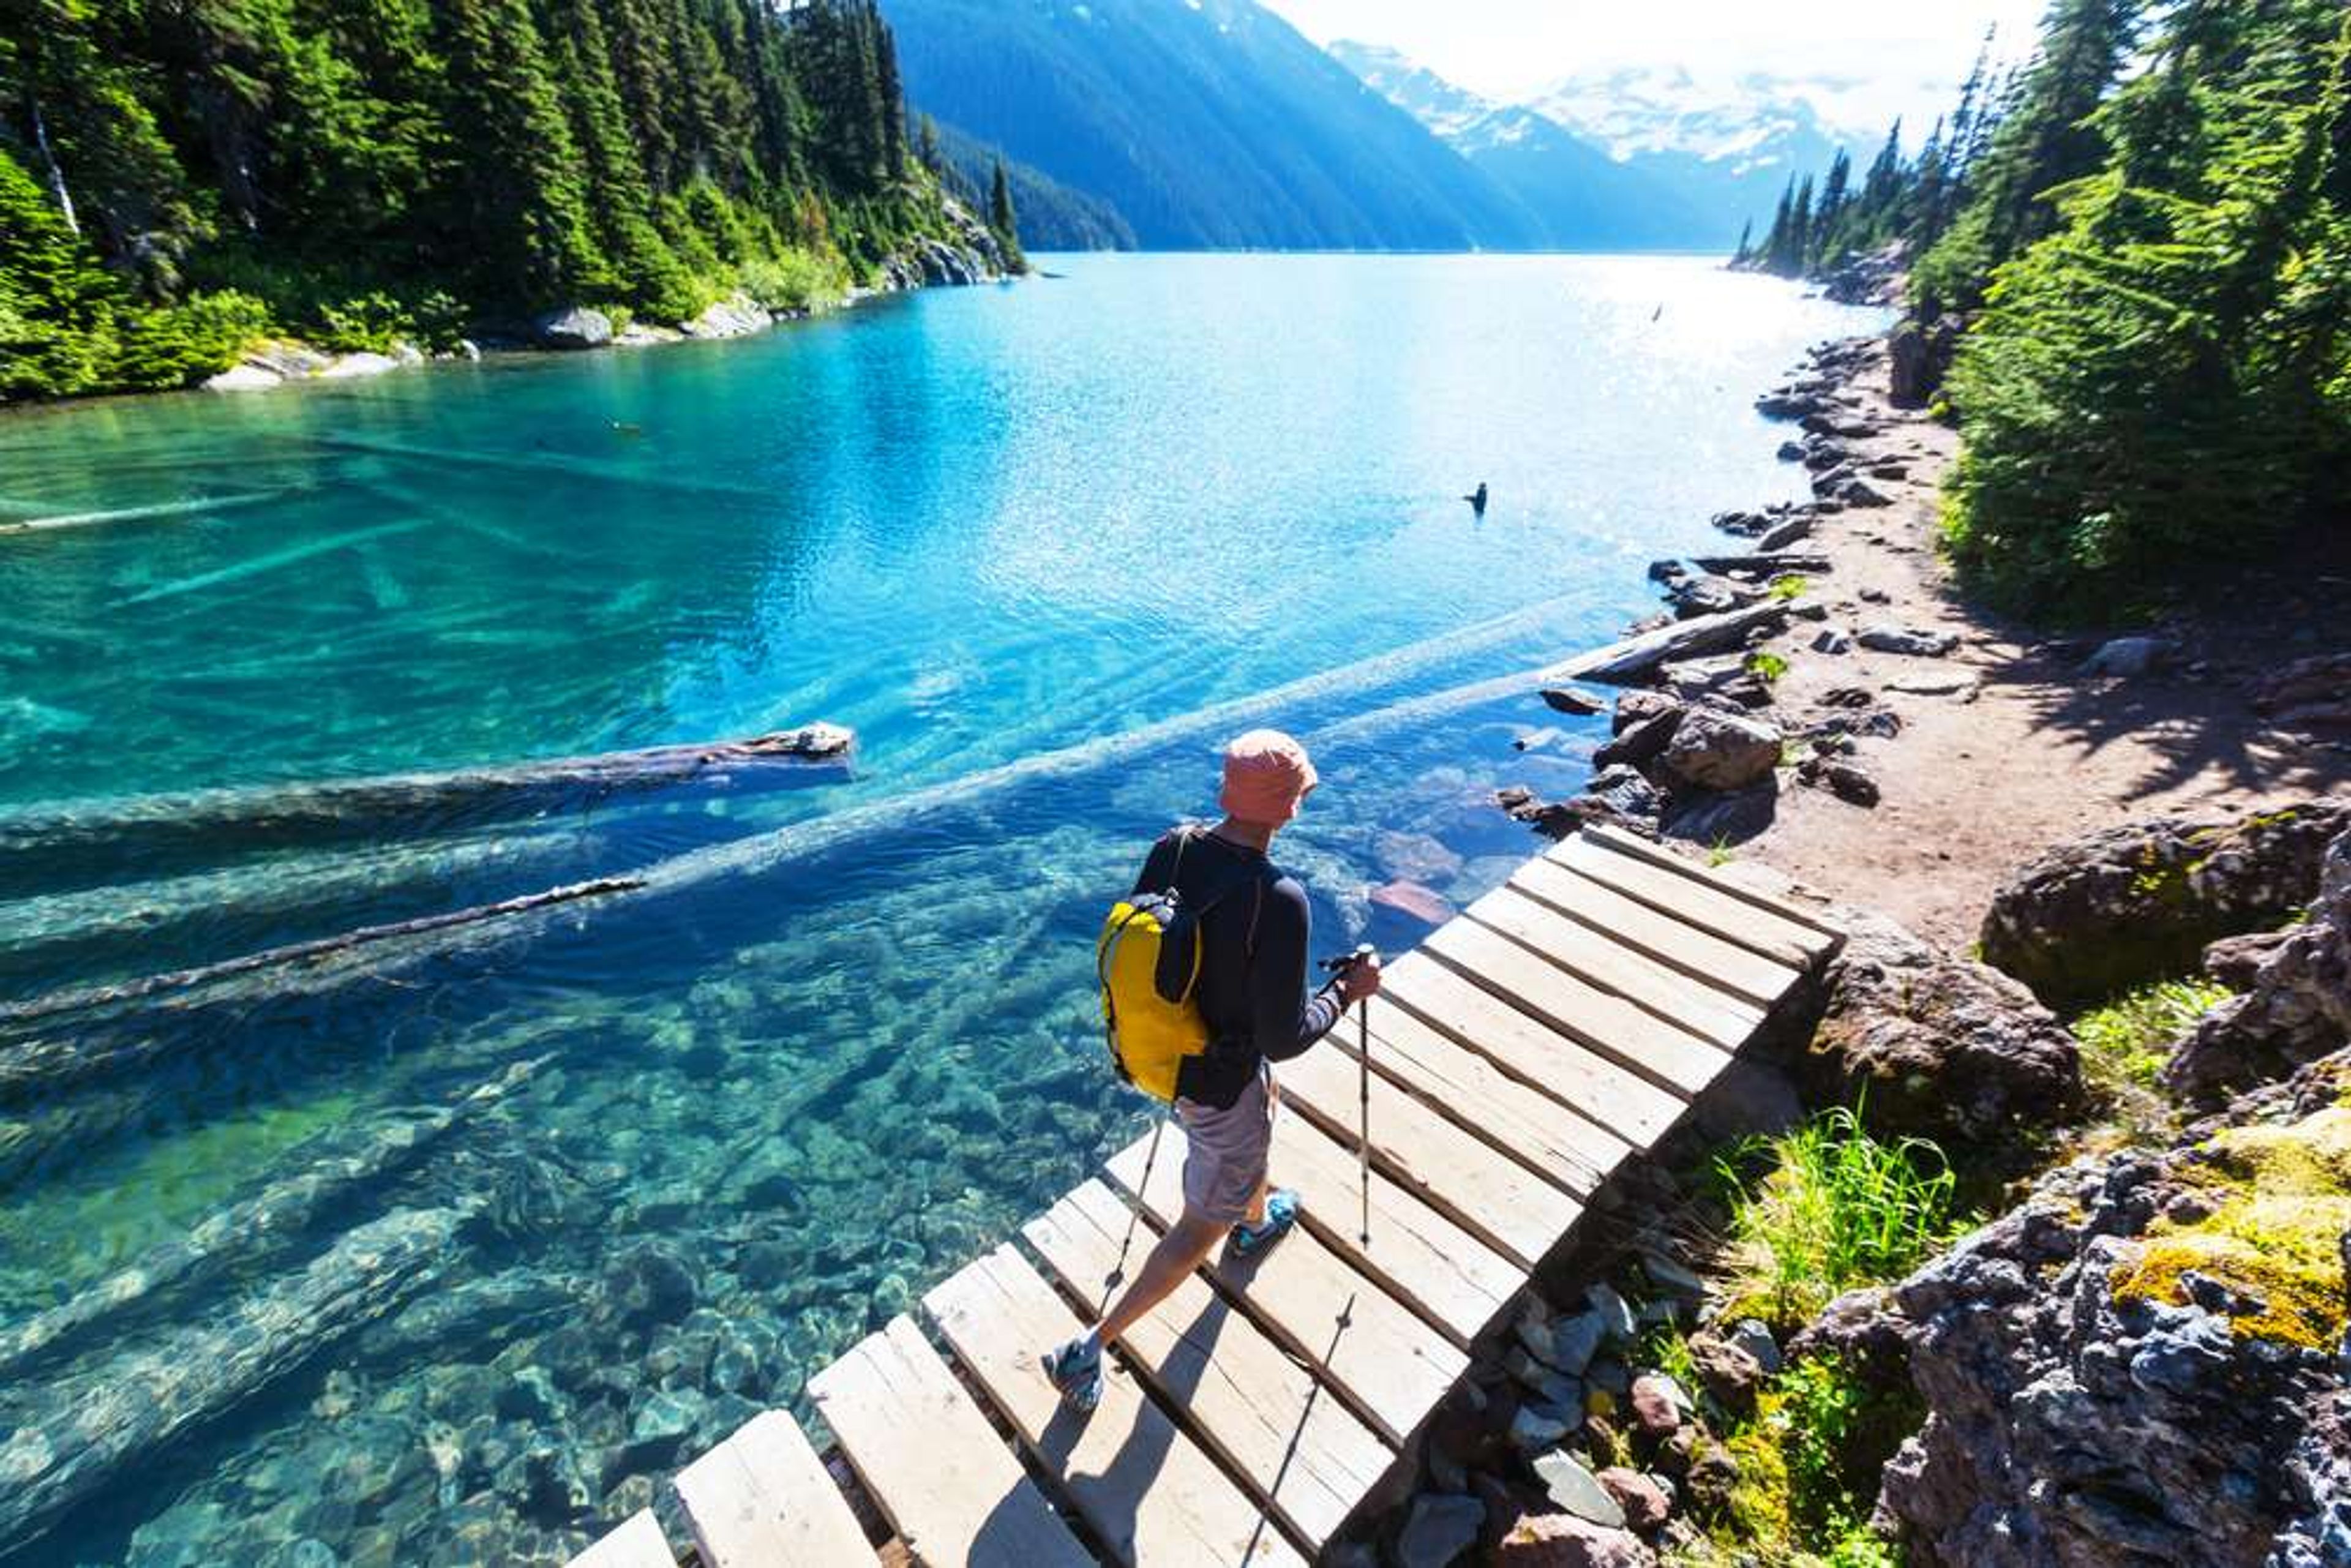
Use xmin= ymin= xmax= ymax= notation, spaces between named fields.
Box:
xmin=0 ymin=723 xmax=850 ymax=898
xmin=0 ymin=1202 xmax=471 ymax=1555
xmin=0 ymin=877 xmax=640 ymax=1045
xmin=0 ymin=489 xmax=293 ymax=538
xmin=0 ymin=825 xmax=601 ymax=998
xmin=0 ymin=1060 xmax=539 ymax=1386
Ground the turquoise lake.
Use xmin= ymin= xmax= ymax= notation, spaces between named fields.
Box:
xmin=0 ymin=254 xmax=1877 ymax=1564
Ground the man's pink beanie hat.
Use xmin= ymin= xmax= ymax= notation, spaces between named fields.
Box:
xmin=1220 ymin=729 xmax=1318 ymax=825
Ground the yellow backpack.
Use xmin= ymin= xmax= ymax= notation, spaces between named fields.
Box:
xmin=1097 ymin=830 xmax=1265 ymax=1102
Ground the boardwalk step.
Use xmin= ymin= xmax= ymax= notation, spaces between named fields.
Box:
xmin=674 ymin=1408 xmax=873 ymax=1567
xmin=568 ymin=1510 xmax=674 ymax=1568
xmin=1103 ymin=1128 xmax=1466 ymax=1446
xmin=1275 ymin=1037 xmax=1584 ymax=1270
xmin=1024 ymin=1180 xmax=1392 ymax=1553
xmin=1379 ymin=952 xmax=1685 ymax=1149
xmin=1509 ymin=855 xmax=1801 ymax=1008
xmin=810 ymin=1316 xmax=1090 ymax=1568
xmin=924 ymin=1244 xmax=1308 ymax=1567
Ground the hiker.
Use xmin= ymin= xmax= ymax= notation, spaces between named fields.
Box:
xmin=1046 ymin=729 xmax=1379 ymax=1412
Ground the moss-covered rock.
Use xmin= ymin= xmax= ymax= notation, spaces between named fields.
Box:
xmin=1978 ymin=799 xmax=2349 ymax=1011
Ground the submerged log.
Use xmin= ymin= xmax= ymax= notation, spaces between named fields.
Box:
xmin=0 ymin=723 xmax=851 ymax=899
xmin=0 ymin=1203 xmax=470 ymax=1555
xmin=0 ymin=876 xmax=640 ymax=1043
xmin=0 ymin=1060 xmax=538 ymax=1385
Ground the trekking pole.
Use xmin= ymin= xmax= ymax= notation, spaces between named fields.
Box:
xmin=1105 ymin=1112 xmax=1167 ymax=1313
xmin=1322 ymin=943 xmax=1378 ymax=1247
xmin=1353 ymin=946 xmax=1375 ymax=1247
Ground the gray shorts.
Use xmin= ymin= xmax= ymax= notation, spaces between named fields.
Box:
xmin=1177 ymin=1070 xmax=1274 ymax=1226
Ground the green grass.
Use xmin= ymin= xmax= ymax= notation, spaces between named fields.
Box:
xmin=2073 ymin=978 xmax=2230 ymax=1094
xmin=1714 ymin=1105 xmax=1963 ymax=1329
xmin=1768 ymin=574 xmax=1810 ymax=602
xmin=1706 ymin=838 xmax=1737 ymax=867
xmin=2070 ymin=977 xmax=2231 ymax=1143
xmin=1746 ymin=650 xmax=1790 ymax=683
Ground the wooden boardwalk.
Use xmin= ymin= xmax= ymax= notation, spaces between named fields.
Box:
xmin=567 ymin=824 xmax=1841 ymax=1566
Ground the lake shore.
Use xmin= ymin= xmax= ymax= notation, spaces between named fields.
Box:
xmin=1515 ymin=323 xmax=2351 ymax=951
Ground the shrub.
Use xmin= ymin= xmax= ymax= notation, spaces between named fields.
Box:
xmin=1768 ymin=574 xmax=1810 ymax=602
xmin=1746 ymin=651 xmax=1790 ymax=684
xmin=1716 ymin=1105 xmax=1962 ymax=1328
xmin=737 ymin=248 xmax=847 ymax=312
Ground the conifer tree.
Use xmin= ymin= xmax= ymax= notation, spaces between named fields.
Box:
xmin=988 ymin=154 xmax=1023 ymax=269
xmin=433 ymin=0 xmax=604 ymax=301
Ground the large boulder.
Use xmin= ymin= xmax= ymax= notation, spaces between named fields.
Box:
xmin=1659 ymin=708 xmax=1782 ymax=793
xmin=1877 ymin=1095 xmax=2351 ymax=1567
xmin=1886 ymin=313 xmax=1962 ymax=408
xmin=1979 ymin=800 xmax=2351 ymax=1010
xmin=533 ymin=307 xmax=612 ymax=350
xmin=2166 ymin=827 xmax=2351 ymax=1102
xmin=1809 ymin=912 xmax=2084 ymax=1141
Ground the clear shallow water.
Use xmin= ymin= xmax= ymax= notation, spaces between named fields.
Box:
xmin=0 ymin=255 xmax=1876 ymax=1564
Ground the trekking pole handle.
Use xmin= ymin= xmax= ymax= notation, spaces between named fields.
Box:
xmin=1318 ymin=943 xmax=1378 ymax=974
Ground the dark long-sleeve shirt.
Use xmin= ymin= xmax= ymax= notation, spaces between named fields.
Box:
xmin=1131 ymin=825 xmax=1343 ymax=1109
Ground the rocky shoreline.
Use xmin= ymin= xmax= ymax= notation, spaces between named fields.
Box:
xmin=1323 ymin=314 xmax=2351 ymax=1567
xmin=195 ymin=200 xmax=1014 ymax=399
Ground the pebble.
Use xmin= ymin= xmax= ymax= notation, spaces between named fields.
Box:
xmin=1534 ymin=1450 xmax=1627 ymax=1528
xmin=1510 ymin=1401 xmax=1580 ymax=1450
xmin=1596 ymin=1466 xmax=1673 ymax=1530
xmin=1629 ymin=1374 xmax=1684 ymax=1437
xmin=1586 ymin=1283 xmax=1638 ymax=1345
xmin=1726 ymin=1318 xmax=1783 ymax=1375
xmin=1548 ymin=1309 xmax=1607 ymax=1374
xmin=1640 ymin=1251 xmax=1708 ymax=1299
xmin=1397 ymin=1493 xmax=1483 ymax=1568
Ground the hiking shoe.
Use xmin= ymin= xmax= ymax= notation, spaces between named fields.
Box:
xmin=1043 ymin=1335 xmax=1103 ymax=1414
xmin=1231 ymin=1188 xmax=1300 ymax=1258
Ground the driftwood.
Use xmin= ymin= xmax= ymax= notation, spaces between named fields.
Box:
xmin=0 ymin=1060 xmax=536 ymax=1386
xmin=1561 ymin=602 xmax=1791 ymax=686
xmin=0 ymin=1203 xmax=470 ymax=1555
xmin=1686 ymin=552 xmax=1832 ymax=577
xmin=0 ymin=723 xmax=850 ymax=899
xmin=0 ymin=876 xmax=640 ymax=1043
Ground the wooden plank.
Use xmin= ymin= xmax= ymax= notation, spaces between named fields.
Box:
xmin=1581 ymin=823 xmax=1846 ymax=944
xmin=1024 ymin=1182 xmax=1393 ymax=1553
xmin=568 ymin=1511 xmax=673 ymax=1568
xmin=1351 ymin=1001 xmax=1632 ymax=1196
xmin=1423 ymin=919 xmax=1731 ymax=1099
xmin=923 ymin=1245 xmax=1307 ymax=1568
xmin=1104 ymin=1131 xmax=1466 ymax=1446
xmin=1510 ymin=855 xmax=1802 ymax=1010
xmin=1265 ymin=1110 xmax=1522 ymax=1346
xmin=1466 ymin=883 xmax=1765 ymax=1049
xmin=674 ymin=1409 xmax=873 ymax=1568
xmin=1379 ymin=953 xmax=1685 ymax=1150
xmin=1274 ymin=1041 xmax=1583 ymax=1270
xmin=810 ymin=1318 xmax=1090 ymax=1568
xmin=1547 ymin=835 xmax=1824 ymax=970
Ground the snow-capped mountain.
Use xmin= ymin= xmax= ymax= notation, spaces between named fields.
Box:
xmin=1531 ymin=66 xmax=1864 ymax=176
xmin=1332 ymin=41 xmax=1873 ymax=249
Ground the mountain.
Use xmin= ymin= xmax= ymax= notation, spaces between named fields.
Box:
xmin=880 ymin=0 xmax=1552 ymax=250
xmin=1531 ymin=67 xmax=1859 ymax=234
xmin=932 ymin=123 xmax=1139 ymax=251
xmin=1327 ymin=43 xmax=1708 ymax=250
xmin=1333 ymin=44 xmax=1865 ymax=250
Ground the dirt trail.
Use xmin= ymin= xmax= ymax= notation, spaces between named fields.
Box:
xmin=1743 ymin=338 xmax=2351 ymax=950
